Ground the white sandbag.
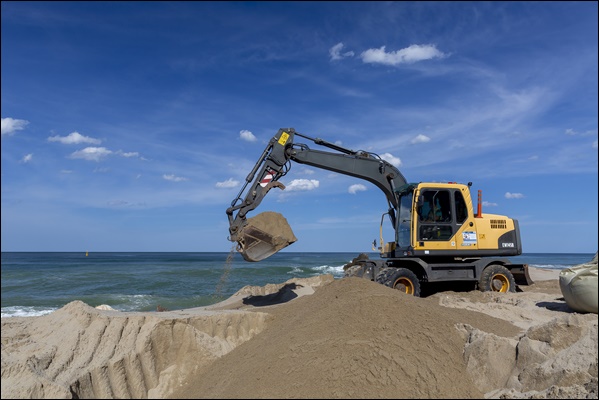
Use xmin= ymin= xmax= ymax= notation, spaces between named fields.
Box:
xmin=559 ymin=258 xmax=598 ymax=314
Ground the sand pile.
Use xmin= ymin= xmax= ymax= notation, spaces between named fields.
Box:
xmin=0 ymin=301 xmax=271 ymax=399
xmin=171 ymin=277 xmax=597 ymax=399
xmin=1 ymin=270 xmax=597 ymax=399
xmin=0 ymin=276 xmax=331 ymax=399
xmin=172 ymin=277 xmax=513 ymax=399
xmin=430 ymin=279 xmax=598 ymax=398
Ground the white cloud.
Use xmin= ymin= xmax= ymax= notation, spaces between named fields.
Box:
xmin=69 ymin=147 xmax=112 ymax=161
xmin=107 ymin=200 xmax=129 ymax=207
xmin=360 ymin=44 xmax=447 ymax=65
xmin=48 ymin=131 xmax=101 ymax=145
xmin=69 ymin=148 xmax=143 ymax=161
xmin=106 ymin=200 xmax=146 ymax=208
xmin=411 ymin=134 xmax=431 ymax=144
xmin=285 ymin=179 xmax=319 ymax=191
xmin=566 ymin=128 xmax=598 ymax=141
xmin=329 ymin=42 xmax=355 ymax=61
xmin=482 ymin=201 xmax=498 ymax=207
xmin=348 ymin=184 xmax=367 ymax=194
xmin=380 ymin=153 xmax=402 ymax=167
xmin=163 ymin=174 xmax=189 ymax=182
xmin=239 ymin=129 xmax=257 ymax=142
xmin=1 ymin=117 xmax=29 ymax=136
xmin=360 ymin=44 xmax=446 ymax=66
xmin=505 ymin=192 xmax=525 ymax=199
xmin=21 ymin=153 xmax=33 ymax=163
xmin=115 ymin=150 xmax=140 ymax=158
xmin=592 ymin=140 xmax=598 ymax=150
xmin=216 ymin=178 xmax=239 ymax=188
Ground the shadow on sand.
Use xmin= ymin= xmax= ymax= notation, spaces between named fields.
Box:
xmin=242 ymin=283 xmax=302 ymax=307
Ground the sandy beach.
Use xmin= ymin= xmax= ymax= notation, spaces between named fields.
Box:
xmin=1 ymin=265 xmax=597 ymax=399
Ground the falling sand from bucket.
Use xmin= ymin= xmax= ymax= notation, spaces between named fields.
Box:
xmin=213 ymin=244 xmax=237 ymax=299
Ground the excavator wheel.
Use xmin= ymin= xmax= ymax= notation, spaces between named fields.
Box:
xmin=376 ymin=267 xmax=421 ymax=297
xmin=478 ymin=264 xmax=516 ymax=293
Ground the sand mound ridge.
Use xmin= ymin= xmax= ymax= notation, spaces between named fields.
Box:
xmin=1 ymin=273 xmax=597 ymax=399
xmin=1 ymin=300 xmax=270 ymax=398
xmin=173 ymin=277 xmax=489 ymax=399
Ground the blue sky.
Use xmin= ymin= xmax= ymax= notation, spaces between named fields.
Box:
xmin=1 ymin=1 xmax=597 ymax=254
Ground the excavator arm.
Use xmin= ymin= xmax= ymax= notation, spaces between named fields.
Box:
xmin=226 ymin=128 xmax=407 ymax=262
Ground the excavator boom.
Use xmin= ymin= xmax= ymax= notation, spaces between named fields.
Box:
xmin=226 ymin=128 xmax=406 ymax=261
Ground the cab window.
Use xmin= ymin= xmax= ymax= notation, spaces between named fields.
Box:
xmin=396 ymin=192 xmax=412 ymax=248
xmin=455 ymin=191 xmax=468 ymax=224
xmin=419 ymin=190 xmax=451 ymax=223
xmin=419 ymin=190 xmax=453 ymax=241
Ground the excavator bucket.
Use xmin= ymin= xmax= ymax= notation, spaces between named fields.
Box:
xmin=236 ymin=211 xmax=298 ymax=262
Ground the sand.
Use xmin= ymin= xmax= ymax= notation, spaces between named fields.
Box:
xmin=1 ymin=267 xmax=597 ymax=399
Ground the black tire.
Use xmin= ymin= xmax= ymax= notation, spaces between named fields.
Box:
xmin=478 ymin=264 xmax=516 ymax=293
xmin=375 ymin=267 xmax=421 ymax=297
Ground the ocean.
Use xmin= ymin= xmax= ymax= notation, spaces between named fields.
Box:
xmin=1 ymin=251 xmax=595 ymax=318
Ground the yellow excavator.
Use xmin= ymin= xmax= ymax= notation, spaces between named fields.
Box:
xmin=226 ymin=128 xmax=532 ymax=296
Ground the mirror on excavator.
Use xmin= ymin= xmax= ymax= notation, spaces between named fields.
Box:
xmin=234 ymin=211 xmax=297 ymax=262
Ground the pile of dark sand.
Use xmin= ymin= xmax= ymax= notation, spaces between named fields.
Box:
xmin=171 ymin=277 xmax=520 ymax=399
